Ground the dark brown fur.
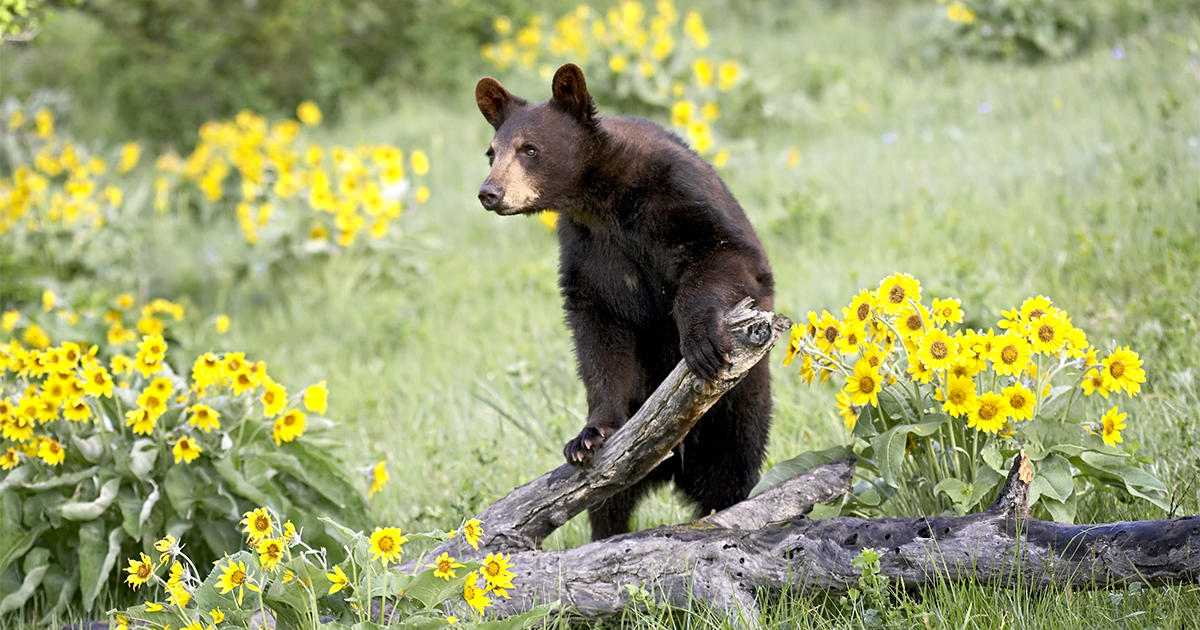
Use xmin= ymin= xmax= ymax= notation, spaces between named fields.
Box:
xmin=476 ymin=64 xmax=774 ymax=540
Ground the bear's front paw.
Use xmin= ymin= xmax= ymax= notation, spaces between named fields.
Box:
xmin=682 ymin=321 xmax=733 ymax=381
xmin=563 ymin=425 xmax=613 ymax=466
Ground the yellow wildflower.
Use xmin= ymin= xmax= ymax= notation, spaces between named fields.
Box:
xmin=272 ymin=409 xmax=307 ymax=445
xmin=172 ymin=436 xmax=202 ymax=464
xmin=303 ymin=380 xmax=328 ymax=414
xmin=427 ymin=552 xmax=465 ymax=580
xmin=1100 ymin=405 xmax=1127 ymax=447
xmin=369 ymin=460 xmax=389 ymax=498
xmin=368 ymin=527 xmax=407 ymax=565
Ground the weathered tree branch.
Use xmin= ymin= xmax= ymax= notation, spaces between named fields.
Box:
xmin=406 ymin=298 xmax=792 ymax=566
xmin=484 ymin=452 xmax=1200 ymax=619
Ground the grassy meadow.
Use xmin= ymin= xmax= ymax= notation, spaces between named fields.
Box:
xmin=4 ymin=0 xmax=1200 ymax=628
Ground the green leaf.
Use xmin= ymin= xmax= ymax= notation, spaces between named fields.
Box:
xmin=163 ymin=463 xmax=197 ymax=514
xmin=933 ymin=478 xmax=971 ymax=513
xmin=0 ymin=466 xmax=33 ymax=494
xmin=0 ymin=491 xmax=44 ymax=575
xmin=1029 ymin=453 xmax=1074 ymax=504
xmin=79 ymin=524 xmax=124 ymax=611
xmin=980 ymin=443 xmax=1004 ymax=473
xmin=965 ymin=465 xmax=1004 ymax=512
xmin=404 ymin=566 xmax=466 ymax=609
xmin=210 ymin=455 xmax=274 ymax=506
xmin=263 ymin=441 xmax=366 ymax=521
xmin=1023 ymin=420 xmax=1089 ymax=458
xmin=750 ymin=444 xmax=854 ymax=497
xmin=59 ymin=478 xmax=120 ymax=521
xmin=70 ymin=434 xmax=106 ymax=463
xmin=0 ymin=547 xmax=49 ymax=615
xmin=871 ymin=421 xmax=943 ymax=486
xmin=20 ymin=465 xmax=99 ymax=491
xmin=127 ymin=439 xmax=158 ymax=480
xmin=1076 ymin=451 xmax=1169 ymax=511
xmin=1040 ymin=494 xmax=1078 ymax=523
xmin=475 ymin=601 xmax=560 ymax=630
xmin=116 ymin=487 xmax=144 ymax=540
xmin=39 ymin=564 xmax=77 ymax=623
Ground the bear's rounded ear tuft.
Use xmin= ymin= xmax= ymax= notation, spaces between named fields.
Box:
xmin=476 ymin=78 xmax=527 ymax=130
xmin=551 ymin=63 xmax=598 ymax=126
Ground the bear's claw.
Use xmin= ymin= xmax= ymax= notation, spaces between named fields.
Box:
xmin=564 ymin=425 xmax=611 ymax=466
xmin=682 ymin=326 xmax=733 ymax=382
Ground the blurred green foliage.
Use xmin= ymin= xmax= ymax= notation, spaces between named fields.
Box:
xmin=928 ymin=0 xmax=1197 ymax=61
xmin=1 ymin=0 xmax=537 ymax=145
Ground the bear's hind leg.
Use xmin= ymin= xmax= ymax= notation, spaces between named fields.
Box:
xmin=675 ymin=362 xmax=771 ymax=517
xmin=587 ymin=480 xmax=653 ymax=540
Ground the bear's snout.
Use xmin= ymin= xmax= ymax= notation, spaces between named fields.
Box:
xmin=478 ymin=182 xmax=504 ymax=211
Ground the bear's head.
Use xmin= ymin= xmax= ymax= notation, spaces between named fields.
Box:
xmin=475 ymin=63 xmax=599 ymax=215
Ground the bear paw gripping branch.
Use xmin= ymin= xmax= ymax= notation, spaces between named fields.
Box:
xmin=475 ymin=63 xmax=774 ymax=541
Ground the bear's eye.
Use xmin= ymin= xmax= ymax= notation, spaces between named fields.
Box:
xmin=521 ymin=145 xmax=539 ymax=158
xmin=485 ymin=148 xmax=495 ymax=166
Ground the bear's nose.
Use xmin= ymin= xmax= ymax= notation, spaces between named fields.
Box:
xmin=478 ymin=182 xmax=504 ymax=210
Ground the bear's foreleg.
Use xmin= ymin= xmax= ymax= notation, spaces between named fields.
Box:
xmin=562 ymin=305 xmax=645 ymax=466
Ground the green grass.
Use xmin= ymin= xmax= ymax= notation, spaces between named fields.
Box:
xmin=8 ymin=1 xmax=1200 ymax=627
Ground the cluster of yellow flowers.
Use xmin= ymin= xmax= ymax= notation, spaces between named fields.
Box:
xmin=784 ymin=273 xmax=1145 ymax=446
xmin=0 ymin=291 xmax=328 ymax=470
xmin=482 ymin=1 xmax=742 ymax=159
xmin=157 ymin=102 xmax=431 ymax=247
xmin=2 ymin=102 xmax=432 ymax=254
xmin=119 ymin=513 xmax=509 ymax=627
xmin=1 ymin=108 xmax=140 ymax=235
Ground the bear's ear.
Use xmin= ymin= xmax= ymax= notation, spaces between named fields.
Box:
xmin=476 ymin=77 xmax=527 ymax=130
xmin=551 ymin=63 xmax=598 ymax=127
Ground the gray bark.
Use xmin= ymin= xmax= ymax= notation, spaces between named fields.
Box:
xmin=487 ymin=453 xmax=1200 ymax=619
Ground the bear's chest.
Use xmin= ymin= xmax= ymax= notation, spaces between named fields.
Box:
xmin=558 ymin=225 xmax=679 ymax=324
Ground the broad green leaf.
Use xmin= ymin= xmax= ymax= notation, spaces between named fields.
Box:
xmin=163 ymin=463 xmax=197 ymax=514
xmin=127 ymin=439 xmax=158 ymax=480
xmin=116 ymin=486 xmax=144 ymax=540
xmin=59 ymin=478 xmax=120 ymax=521
xmin=850 ymin=480 xmax=883 ymax=507
xmin=211 ymin=455 xmax=274 ymax=506
xmin=0 ymin=547 xmax=49 ymax=615
xmin=79 ymin=525 xmax=124 ymax=611
xmin=980 ymin=443 xmax=1004 ymax=473
xmin=39 ymin=564 xmax=77 ymax=622
xmin=0 ymin=466 xmax=33 ymax=494
xmin=964 ymin=465 xmax=1003 ymax=512
xmin=404 ymin=565 xmax=470 ymax=609
xmin=0 ymin=491 xmax=43 ymax=575
xmin=1076 ymin=451 xmax=1170 ymax=511
xmin=20 ymin=465 xmax=99 ymax=491
xmin=1032 ymin=454 xmax=1074 ymax=503
xmin=70 ymin=434 xmax=106 ymax=463
xmin=264 ymin=441 xmax=366 ymax=521
xmin=750 ymin=444 xmax=854 ymax=497
xmin=475 ymin=601 xmax=560 ymax=630
xmin=933 ymin=478 xmax=971 ymax=513
xmin=872 ymin=422 xmax=943 ymax=486
xmin=1039 ymin=495 xmax=1078 ymax=523
xmin=138 ymin=482 xmax=160 ymax=532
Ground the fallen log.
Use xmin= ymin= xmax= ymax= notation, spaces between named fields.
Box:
xmin=486 ymin=452 xmax=1200 ymax=620
xmin=417 ymin=301 xmax=1199 ymax=621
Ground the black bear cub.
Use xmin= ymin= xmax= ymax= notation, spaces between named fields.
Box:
xmin=475 ymin=63 xmax=774 ymax=540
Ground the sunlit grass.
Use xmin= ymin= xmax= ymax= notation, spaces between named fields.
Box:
xmin=7 ymin=1 xmax=1200 ymax=627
